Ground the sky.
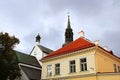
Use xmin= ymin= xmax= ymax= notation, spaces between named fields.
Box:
xmin=0 ymin=0 xmax=120 ymax=57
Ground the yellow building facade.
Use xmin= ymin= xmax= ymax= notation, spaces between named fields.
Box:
xmin=41 ymin=37 xmax=120 ymax=80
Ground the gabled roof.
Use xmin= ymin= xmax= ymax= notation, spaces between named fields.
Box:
xmin=42 ymin=37 xmax=95 ymax=60
xmin=38 ymin=45 xmax=53 ymax=54
xmin=20 ymin=65 xmax=41 ymax=80
xmin=15 ymin=51 xmax=41 ymax=68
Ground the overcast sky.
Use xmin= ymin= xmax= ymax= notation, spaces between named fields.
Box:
xmin=0 ymin=0 xmax=120 ymax=57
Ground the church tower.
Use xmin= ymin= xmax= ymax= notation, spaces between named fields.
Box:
xmin=62 ymin=15 xmax=73 ymax=47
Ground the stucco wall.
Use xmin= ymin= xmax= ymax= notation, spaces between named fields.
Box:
xmin=96 ymin=47 xmax=120 ymax=73
xmin=42 ymin=48 xmax=96 ymax=80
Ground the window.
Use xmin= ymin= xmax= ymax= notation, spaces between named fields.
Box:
xmin=113 ymin=64 xmax=117 ymax=72
xmin=69 ymin=60 xmax=76 ymax=73
xmin=55 ymin=63 xmax=60 ymax=75
xmin=118 ymin=66 xmax=120 ymax=72
xmin=80 ymin=58 xmax=87 ymax=71
xmin=47 ymin=65 xmax=52 ymax=76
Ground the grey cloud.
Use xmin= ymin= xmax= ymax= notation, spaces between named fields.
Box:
xmin=23 ymin=24 xmax=64 ymax=54
xmin=101 ymin=30 xmax=120 ymax=56
xmin=0 ymin=0 xmax=120 ymax=57
xmin=41 ymin=26 xmax=64 ymax=50
xmin=46 ymin=0 xmax=108 ymax=16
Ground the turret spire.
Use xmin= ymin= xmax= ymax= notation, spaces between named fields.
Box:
xmin=67 ymin=15 xmax=71 ymax=29
xmin=36 ymin=33 xmax=41 ymax=45
xmin=62 ymin=15 xmax=73 ymax=47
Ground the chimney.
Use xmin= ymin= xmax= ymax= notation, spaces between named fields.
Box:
xmin=94 ymin=40 xmax=99 ymax=45
xmin=78 ymin=30 xmax=85 ymax=38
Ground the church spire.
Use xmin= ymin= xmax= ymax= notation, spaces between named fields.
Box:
xmin=62 ymin=15 xmax=73 ymax=47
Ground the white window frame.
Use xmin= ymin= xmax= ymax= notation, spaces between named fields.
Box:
xmin=69 ymin=60 xmax=76 ymax=73
xmin=80 ymin=58 xmax=87 ymax=71
xmin=55 ymin=63 xmax=60 ymax=75
xmin=47 ymin=65 xmax=52 ymax=76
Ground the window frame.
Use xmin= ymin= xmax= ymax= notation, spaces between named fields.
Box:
xmin=118 ymin=66 xmax=120 ymax=72
xmin=47 ymin=65 xmax=52 ymax=76
xmin=80 ymin=58 xmax=87 ymax=72
xmin=113 ymin=64 xmax=117 ymax=72
xmin=55 ymin=63 xmax=60 ymax=75
xmin=69 ymin=60 xmax=76 ymax=73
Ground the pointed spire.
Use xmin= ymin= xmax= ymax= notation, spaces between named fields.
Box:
xmin=67 ymin=15 xmax=71 ymax=29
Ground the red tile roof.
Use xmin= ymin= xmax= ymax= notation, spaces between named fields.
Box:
xmin=41 ymin=37 xmax=95 ymax=60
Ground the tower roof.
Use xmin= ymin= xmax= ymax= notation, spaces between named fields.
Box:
xmin=67 ymin=15 xmax=71 ymax=29
xmin=36 ymin=33 xmax=41 ymax=43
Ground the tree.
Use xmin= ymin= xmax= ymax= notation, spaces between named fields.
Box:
xmin=0 ymin=32 xmax=21 ymax=80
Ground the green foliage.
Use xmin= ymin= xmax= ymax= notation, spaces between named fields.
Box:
xmin=0 ymin=32 xmax=21 ymax=80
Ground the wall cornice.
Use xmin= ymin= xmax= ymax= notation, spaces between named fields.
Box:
xmin=42 ymin=46 xmax=95 ymax=62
